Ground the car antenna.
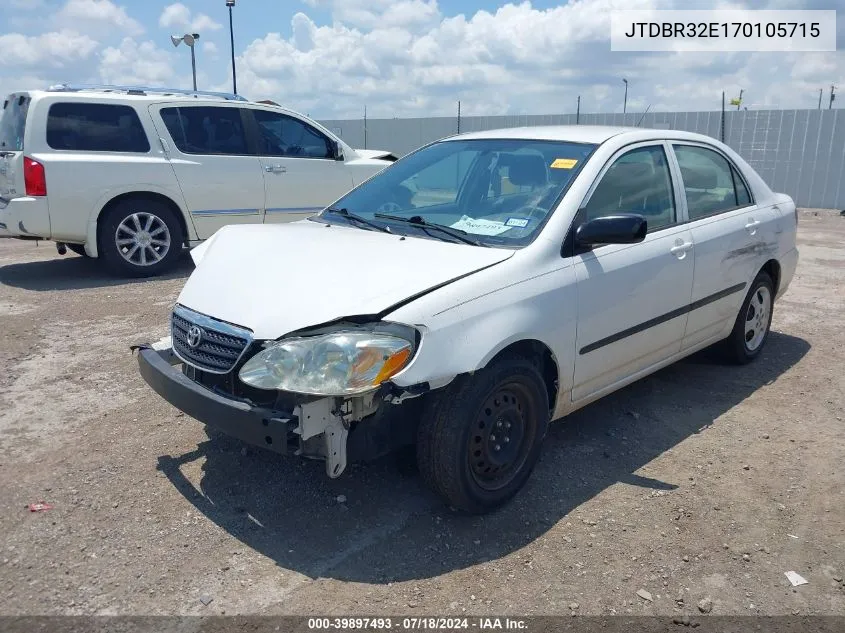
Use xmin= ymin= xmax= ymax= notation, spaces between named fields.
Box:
xmin=636 ymin=105 xmax=651 ymax=127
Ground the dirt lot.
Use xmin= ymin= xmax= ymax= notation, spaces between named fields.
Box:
xmin=0 ymin=210 xmax=843 ymax=617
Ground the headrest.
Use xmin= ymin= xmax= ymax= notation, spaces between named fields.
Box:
xmin=503 ymin=153 xmax=548 ymax=187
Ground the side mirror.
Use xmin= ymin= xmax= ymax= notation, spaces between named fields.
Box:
xmin=575 ymin=213 xmax=647 ymax=247
xmin=331 ymin=141 xmax=344 ymax=161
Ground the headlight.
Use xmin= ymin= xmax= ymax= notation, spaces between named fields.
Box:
xmin=238 ymin=330 xmax=414 ymax=396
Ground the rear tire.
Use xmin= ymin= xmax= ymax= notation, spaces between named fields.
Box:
xmin=98 ymin=198 xmax=184 ymax=277
xmin=416 ymin=357 xmax=549 ymax=514
xmin=723 ymin=271 xmax=774 ymax=364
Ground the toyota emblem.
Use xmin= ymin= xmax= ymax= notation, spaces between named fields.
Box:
xmin=186 ymin=325 xmax=204 ymax=349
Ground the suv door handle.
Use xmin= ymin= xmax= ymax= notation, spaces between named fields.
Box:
xmin=745 ymin=219 xmax=761 ymax=234
xmin=265 ymin=165 xmax=287 ymax=174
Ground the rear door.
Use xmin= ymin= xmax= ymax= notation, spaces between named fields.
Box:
xmin=0 ymin=93 xmax=29 ymax=200
xmin=151 ymin=104 xmax=265 ymax=239
xmin=671 ymin=143 xmax=775 ymax=350
xmin=246 ymin=108 xmax=354 ymax=223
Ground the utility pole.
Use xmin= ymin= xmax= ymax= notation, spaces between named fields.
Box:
xmin=622 ymin=78 xmax=628 ymax=114
xmin=720 ymin=91 xmax=725 ymax=142
xmin=457 ymin=101 xmax=461 ymax=134
xmin=830 ymin=85 xmax=837 ymax=109
xmin=576 ymin=95 xmax=580 ymax=124
xmin=363 ymin=105 xmax=367 ymax=149
xmin=818 ymin=88 xmax=823 ymax=109
xmin=226 ymin=0 xmax=237 ymax=94
xmin=737 ymin=89 xmax=743 ymax=110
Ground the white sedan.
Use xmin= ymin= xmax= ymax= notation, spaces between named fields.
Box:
xmin=137 ymin=125 xmax=798 ymax=514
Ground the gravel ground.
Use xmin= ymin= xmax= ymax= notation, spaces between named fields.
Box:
xmin=0 ymin=209 xmax=843 ymax=617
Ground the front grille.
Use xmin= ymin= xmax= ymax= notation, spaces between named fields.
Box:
xmin=171 ymin=305 xmax=252 ymax=374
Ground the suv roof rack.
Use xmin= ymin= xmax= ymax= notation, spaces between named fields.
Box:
xmin=46 ymin=83 xmax=248 ymax=102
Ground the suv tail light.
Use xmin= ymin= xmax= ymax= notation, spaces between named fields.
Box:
xmin=24 ymin=157 xmax=46 ymax=197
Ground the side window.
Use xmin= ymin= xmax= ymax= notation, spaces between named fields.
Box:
xmin=253 ymin=110 xmax=333 ymax=159
xmin=160 ymin=106 xmax=249 ymax=155
xmin=732 ymin=165 xmax=752 ymax=206
xmin=674 ymin=144 xmax=749 ymax=219
xmin=46 ymin=103 xmax=150 ymax=152
xmin=582 ymin=145 xmax=676 ymax=232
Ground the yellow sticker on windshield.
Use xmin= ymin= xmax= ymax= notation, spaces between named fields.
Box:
xmin=551 ymin=158 xmax=578 ymax=169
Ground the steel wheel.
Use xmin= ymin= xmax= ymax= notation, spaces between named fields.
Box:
xmin=468 ymin=382 xmax=537 ymax=492
xmin=744 ymin=285 xmax=771 ymax=352
xmin=114 ymin=212 xmax=171 ymax=267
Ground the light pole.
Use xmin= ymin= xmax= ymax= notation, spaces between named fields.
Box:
xmin=622 ymin=78 xmax=628 ymax=114
xmin=226 ymin=0 xmax=237 ymax=95
xmin=171 ymin=33 xmax=200 ymax=91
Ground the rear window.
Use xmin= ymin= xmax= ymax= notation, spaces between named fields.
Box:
xmin=160 ymin=106 xmax=250 ymax=155
xmin=0 ymin=94 xmax=30 ymax=151
xmin=46 ymin=102 xmax=150 ymax=153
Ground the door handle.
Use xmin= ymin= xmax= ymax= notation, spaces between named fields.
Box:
xmin=670 ymin=242 xmax=693 ymax=257
xmin=265 ymin=165 xmax=287 ymax=173
xmin=745 ymin=219 xmax=761 ymax=234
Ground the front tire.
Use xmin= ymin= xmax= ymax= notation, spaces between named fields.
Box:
xmin=723 ymin=271 xmax=774 ymax=364
xmin=66 ymin=244 xmax=90 ymax=258
xmin=416 ymin=357 xmax=549 ymax=514
xmin=98 ymin=198 xmax=184 ymax=277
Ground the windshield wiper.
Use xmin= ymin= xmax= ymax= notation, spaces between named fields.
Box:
xmin=373 ymin=213 xmax=485 ymax=247
xmin=324 ymin=207 xmax=391 ymax=234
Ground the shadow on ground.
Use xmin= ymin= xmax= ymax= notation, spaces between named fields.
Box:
xmin=0 ymin=252 xmax=194 ymax=291
xmin=157 ymin=331 xmax=810 ymax=584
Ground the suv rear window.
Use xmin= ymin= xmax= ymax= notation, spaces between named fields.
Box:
xmin=0 ymin=94 xmax=30 ymax=151
xmin=46 ymin=103 xmax=150 ymax=153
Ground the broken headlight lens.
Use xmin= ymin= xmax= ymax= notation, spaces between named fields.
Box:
xmin=238 ymin=331 xmax=414 ymax=396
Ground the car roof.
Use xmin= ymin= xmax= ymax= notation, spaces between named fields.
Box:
xmin=447 ymin=125 xmax=717 ymax=145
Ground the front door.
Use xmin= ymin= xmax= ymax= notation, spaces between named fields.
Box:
xmin=249 ymin=109 xmax=354 ymax=223
xmin=572 ymin=143 xmax=695 ymax=401
xmin=151 ymin=104 xmax=265 ymax=239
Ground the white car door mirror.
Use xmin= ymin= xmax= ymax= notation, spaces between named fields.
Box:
xmin=331 ymin=141 xmax=344 ymax=161
xmin=575 ymin=213 xmax=647 ymax=247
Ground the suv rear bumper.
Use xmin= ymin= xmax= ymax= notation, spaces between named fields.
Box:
xmin=0 ymin=196 xmax=50 ymax=239
xmin=137 ymin=345 xmax=295 ymax=454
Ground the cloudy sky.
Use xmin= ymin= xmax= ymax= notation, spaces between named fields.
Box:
xmin=0 ymin=0 xmax=842 ymax=119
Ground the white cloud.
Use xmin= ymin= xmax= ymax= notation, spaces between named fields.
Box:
xmin=0 ymin=30 xmax=99 ymax=68
xmin=202 ymin=41 xmax=220 ymax=59
xmin=159 ymin=2 xmax=222 ymax=33
xmin=99 ymin=38 xmax=176 ymax=86
xmin=56 ymin=0 xmax=144 ymax=37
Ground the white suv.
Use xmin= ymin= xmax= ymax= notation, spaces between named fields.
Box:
xmin=0 ymin=85 xmax=395 ymax=276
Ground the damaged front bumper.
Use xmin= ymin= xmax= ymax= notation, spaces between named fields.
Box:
xmin=136 ymin=339 xmax=358 ymax=477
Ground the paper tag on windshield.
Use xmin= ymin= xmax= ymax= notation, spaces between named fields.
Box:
xmin=450 ymin=215 xmax=511 ymax=236
xmin=551 ymin=158 xmax=578 ymax=169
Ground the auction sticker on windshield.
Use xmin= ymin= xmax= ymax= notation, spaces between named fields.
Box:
xmin=550 ymin=158 xmax=578 ymax=169
xmin=450 ymin=215 xmax=511 ymax=236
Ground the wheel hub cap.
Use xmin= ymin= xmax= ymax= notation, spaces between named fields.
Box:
xmin=744 ymin=285 xmax=771 ymax=352
xmin=115 ymin=212 xmax=171 ymax=267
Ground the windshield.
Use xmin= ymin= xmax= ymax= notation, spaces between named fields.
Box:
xmin=0 ymin=94 xmax=30 ymax=151
xmin=316 ymin=138 xmax=596 ymax=248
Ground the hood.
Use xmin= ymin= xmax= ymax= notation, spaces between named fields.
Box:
xmin=179 ymin=221 xmax=513 ymax=339
xmin=352 ymin=149 xmax=398 ymax=161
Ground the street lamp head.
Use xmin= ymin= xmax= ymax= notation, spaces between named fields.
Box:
xmin=171 ymin=35 xmax=182 ymax=47
xmin=623 ymin=78 xmax=628 ymax=85
xmin=226 ymin=0 xmax=235 ymax=6
xmin=182 ymin=33 xmax=199 ymax=47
